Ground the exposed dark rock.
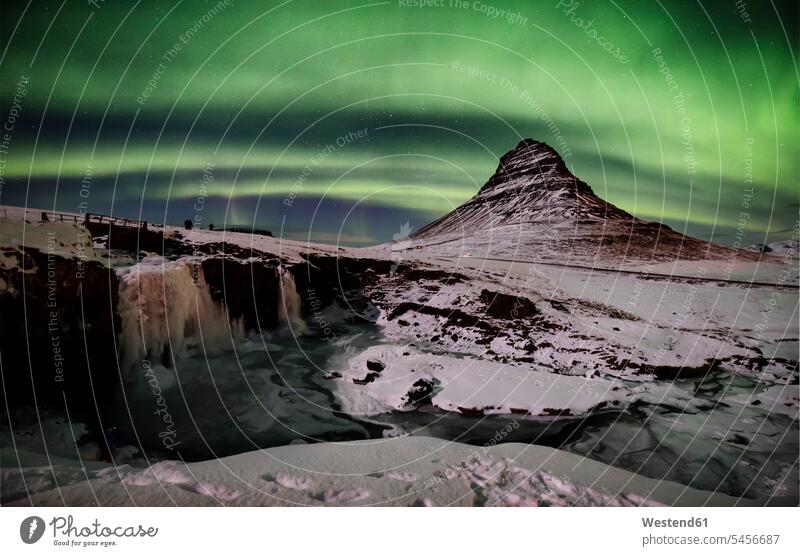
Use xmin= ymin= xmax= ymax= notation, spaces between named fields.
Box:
xmin=387 ymin=302 xmax=498 ymax=333
xmin=353 ymin=372 xmax=381 ymax=385
xmin=402 ymin=378 xmax=440 ymax=407
xmin=84 ymin=221 xmax=190 ymax=256
xmin=644 ymin=359 xmax=718 ymax=380
xmin=522 ymin=341 xmax=537 ymax=353
xmin=0 ymin=248 xmax=120 ymax=434
xmin=394 ymin=266 xmax=469 ymax=284
xmin=575 ymin=299 xmax=639 ymax=321
xmin=457 ymin=406 xmax=489 ymax=417
xmin=540 ymin=407 xmax=573 ymax=417
xmin=201 ymin=257 xmax=281 ymax=331
xmin=293 ymin=255 xmax=392 ymax=318
xmin=479 ymin=289 xmax=538 ymax=319
xmin=366 ymin=359 xmax=385 ymax=372
xmin=193 ymin=241 xmax=279 ymax=260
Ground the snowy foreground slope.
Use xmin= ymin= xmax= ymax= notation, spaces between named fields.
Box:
xmin=3 ymin=434 xmax=748 ymax=507
xmin=1 ymin=140 xmax=797 ymax=506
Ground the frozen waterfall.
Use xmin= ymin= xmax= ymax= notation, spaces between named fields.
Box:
xmin=116 ymin=257 xmax=243 ymax=370
xmin=278 ymin=265 xmax=307 ymax=334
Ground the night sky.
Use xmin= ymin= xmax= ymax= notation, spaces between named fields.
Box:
xmin=1 ymin=0 xmax=797 ymax=246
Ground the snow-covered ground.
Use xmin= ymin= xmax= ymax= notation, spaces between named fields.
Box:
xmin=2 ymin=200 xmax=798 ymax=504
xmin=0 ymin=211 xmax=100 ymax=267
xmin=2 ymin=137 xmax=797 ymax=507
xmin=332 ymin=344 xmax=628 ymax=417
xmin=363 ymin=252 xmax=797 ymax=382
xmin=3 ymin=433 xmax=751 ymax=507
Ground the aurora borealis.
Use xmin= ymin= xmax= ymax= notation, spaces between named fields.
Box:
xmin=1 ymin=0 xmax=797 ymax=245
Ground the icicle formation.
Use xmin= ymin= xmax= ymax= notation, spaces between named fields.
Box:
xmin=116 ymin=257 xmax=243 ymax=370
xmin=278 ymin=265 xmax=307 ymax=334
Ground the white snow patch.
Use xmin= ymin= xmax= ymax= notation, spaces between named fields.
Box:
xmin=334 ymin=345 xmax=627 ymax=417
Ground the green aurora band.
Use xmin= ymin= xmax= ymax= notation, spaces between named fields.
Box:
xmin=1 ymin=0 xmax=797 ymax=245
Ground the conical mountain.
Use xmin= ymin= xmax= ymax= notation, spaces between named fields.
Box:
xmin=412 ymin=139 xmax=749 ymax=265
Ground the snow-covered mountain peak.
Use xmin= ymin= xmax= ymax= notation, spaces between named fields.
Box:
xmin=410 ymin=138 xmax=760 ymax=265
xmin=414 ymin=139 xmax=629 ymax=240
xmin=481 ymin=138 xmax=574 ymax=192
